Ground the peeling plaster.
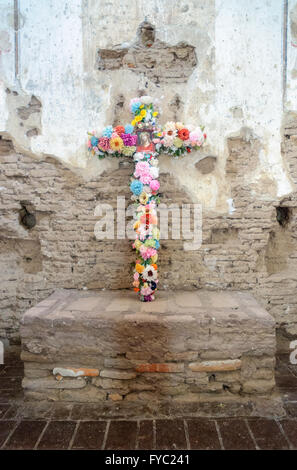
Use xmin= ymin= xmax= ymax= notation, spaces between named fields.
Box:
xmin=0 ymin=0 xmax=295 ymax=211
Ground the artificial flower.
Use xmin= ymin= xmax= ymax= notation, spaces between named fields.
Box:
xmin=189 ymin=128 xmax=203 ymax=143
xmin=125 ymin=124 xmax=134 ymax=134
xmin=149 ymin=166 xmax=159 ymax=179
xmin=115 ymin=125 xmax=125 ymax=135
xmin=178 ymin=128 xmax=190 ymax=140
xmin=164 ymin=122 xmax=177 ymax=137
xmin=175 ymin=122 xmax=184 ymax=130
xmin=140 ymin=95 xmax=153 ymax=105
xmin=144 ymin=239 xmax=156 ymax=248
xmin=152 ymin=227 xmax=160 ymax=240
xmin=139 ymin=192 xmax=149 ymax=205
xmin=122 ymin=146 xmax=136 ymax=156
xmin=98 ymin=137 xmax=110 ymax=151
xmin=130 ymin=179 xmax=143 ymax=196
xmin=130 ymin=99 xmax=141 ymax=113
xmin=163 ymin=135 xmax=175 ymax=147
xmin=135 ymin=263 xmax=144 ymax=273
xmin=121 ymin=134 xmax=137 ymax=146
xmin=135 ymin=115 xmax=142 ymax=122
xmin=134 ymin=239 xmax=142 ymax=250
xmin=110 ymin=136 xmax=124 ymax=151
xmin=133 ymin=272 xmax=139 ymax=280
xmin=153 ymin=111 xmax=158 ymax=117
xmin=133 ymin=280 xmax=140 ymax=288
xmin=173 ymin=137 xmax=183 ymax=148
xmin=91 ymin=136 xmax=98 ymax=146
xmin=134 ymin=161 xmax=150 ymax=177
xmin=102 ymin=126 xmax=113 ymax=138
xmin=151 ymin=254 xmax=158 ymax=263
xmin=150 ymin=180 xmax=160 ymax=191
xmin=142 ymin=265 xmax=158 ymax=281
xmin=139 ymin=173 xmax=152 ymax=185
xmin=141 ymin=286 xmax=153 ymax=296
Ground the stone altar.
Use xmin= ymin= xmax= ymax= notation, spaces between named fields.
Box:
xmin=20 ymin=289 xmax=284 ymax=417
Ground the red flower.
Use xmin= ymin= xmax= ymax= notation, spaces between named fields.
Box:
xmin=178 ymin=128 xmax=190 ymax=141
xmin=186 ymin=147 xmax=191 ymax=153
xmin=203 ymin=133 xmax=207 ymax=139
xmin=115 ymin=125 xmax=125 ymax=135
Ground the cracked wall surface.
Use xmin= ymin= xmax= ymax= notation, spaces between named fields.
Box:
xmin=0 ymin=1 xmax=297 ymax=349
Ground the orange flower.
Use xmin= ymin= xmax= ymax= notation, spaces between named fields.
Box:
xmin=115 ymin=125 xmax=125 ymax=135
xmin=135 ymin=263 xmax=144 ymax=273
xmin=134 ymin=287 xmax=140 ymax=292
xmin=152 ymin=264 xmax=158 ymax=270
xmin=178 ymin=128 xmax=190 ymax=140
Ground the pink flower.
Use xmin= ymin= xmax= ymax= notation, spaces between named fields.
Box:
xmin=150 ymin=180 xmax=160 ymax=191
xmin=141 ymin=286 xmax=153 ymax=296
xmin=133 ymin=272 xmax=139 ymax=281
xmin=87 ymin=140 xmax=92 ymax=148
xmin=98 ymin=137 xmax=110 ymax=151
xmin=134 ymin=161 xmax=150 ymax=177
xmin=140 ymin=173 xmax=152 ymax=185
xmin=140 ymin=246 xmax=157 ymax=260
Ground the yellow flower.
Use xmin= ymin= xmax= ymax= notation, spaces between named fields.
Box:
xmin=135 ymin=115 xmax=142 ymax=122
xmin=173 ymin=137 xmax=183 ymax=148
xmin=140 ymin=109 xmax=146 ymax=117
xmin=133 ymin=221 xmax=141 ymax=230
xmin=143 ymin=282 xmax=148 ymax=288
xmin=140 ymin=104 xmax=144 ymax=109
xmin=135 ymin=263 xmax=144 ymax=273
xmin=139 ymin=192 xmax=149 ymax=205
xmin=153 ymin=111 xmax=158 ymax=117
xmin=134 ymin=239 xmax=142 ymax=250
xmin=151 ymin=254 xmax=158 ymax=263
xmin=131 ymin=119 xmax=136 ymax=126
xmin=152 ymin=227 xmax=160 ymax=240
xmin=109 ymin=136 xmax=124 ymax=151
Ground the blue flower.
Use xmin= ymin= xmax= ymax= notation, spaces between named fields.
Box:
xmin=102 ymin=126 xmax=113 ymax=138
xmin=130 ymin=179 xmax=143 ymax=196
xmin=125 ymin=124 xmax=134 ymax=134
xmin=90 ymin=136 xmax=98 ymax=147
xmin=131 ymin=101 xmax=141 ymax=113
xmin=154 ymin=240 xmax=160 ymax=250
xmin=150 ymin=281 xmax=157 ymax=291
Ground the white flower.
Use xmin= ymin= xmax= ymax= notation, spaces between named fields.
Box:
xmin=164 ymin=121 xmax=177 ymax=135
xmin=140 ymin=95 xmax=153 ymax=105
xmin=175 ymin=122 xmax=184 ymax=130
xmin=150 ymin=166 xmax=159 ymax=179
xmin=142 ymin=265 xmax=158 ymax=281
xmin=133 ymin=152 xmax=144 ymax=161
xmin=163 ymin=135 xmax=175 ymax=147
xmin=150 ymin=158 xmax=158 ymax=167
xmin=143 ymin=185 xmax=152 ymax=195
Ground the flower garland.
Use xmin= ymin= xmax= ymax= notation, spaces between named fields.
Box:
xmin=87 ymin=96 xmax=207 ymax=301
xmin=130 ymin=152 xmax=160 ymax=301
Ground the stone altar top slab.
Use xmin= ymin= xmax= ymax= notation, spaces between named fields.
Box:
xmin=22 ymin=289 xmax=275 ymax=329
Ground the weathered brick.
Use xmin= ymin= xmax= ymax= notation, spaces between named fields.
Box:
xmin=100 ymin=370 xmax=136 ymax=380
xmin=188 ymin=359 xmax=242 ymax=372
xmin=135 ymin=363 xmax=184 ymax=373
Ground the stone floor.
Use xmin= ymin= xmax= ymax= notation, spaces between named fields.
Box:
xmin=0 ymin=348 xmax=296 ymax=450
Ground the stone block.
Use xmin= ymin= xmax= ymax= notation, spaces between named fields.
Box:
xmin=100 ymin=369 xmax=136 ymax=380
xmin=20 ymin=289 xmax=281 ymax=417
xmin=188 ymin=359 xmax=242 ymax=372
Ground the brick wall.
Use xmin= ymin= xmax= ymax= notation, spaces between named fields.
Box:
xmin=0 ymin=128 xmax=297 ymax=349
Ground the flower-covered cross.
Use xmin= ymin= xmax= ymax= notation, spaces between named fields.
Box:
xmin=87 ymin=96 xmax=206 ymax=302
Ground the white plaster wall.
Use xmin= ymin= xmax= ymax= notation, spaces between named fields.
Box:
xmin=0 ymin=0 xmax=293 ymax=208
xmin=287 ymin=0 xmax=297 ymax=112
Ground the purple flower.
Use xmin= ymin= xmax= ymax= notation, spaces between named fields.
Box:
xmin=121 ymin=133 xmax=138 ymax=146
